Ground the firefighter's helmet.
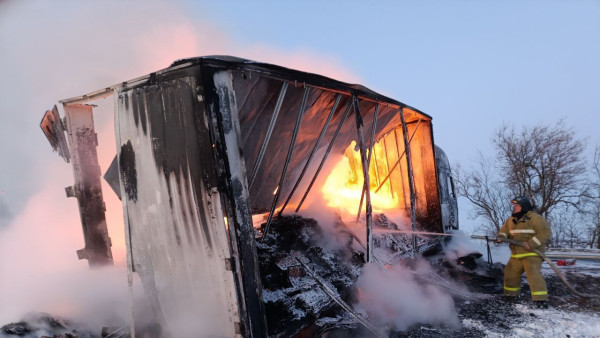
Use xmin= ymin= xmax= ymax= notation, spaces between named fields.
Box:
xmin=511 ymin=195 xmax=533 ymax=212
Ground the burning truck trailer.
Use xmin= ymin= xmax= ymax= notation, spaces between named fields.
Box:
xmin=40 ymin=56 xmax=461 ymax=337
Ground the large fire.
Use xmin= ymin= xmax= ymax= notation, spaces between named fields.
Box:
xmin=321 ymin=140 xmax=402 ymax=216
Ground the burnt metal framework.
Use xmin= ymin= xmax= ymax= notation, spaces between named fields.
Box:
xmin=356 ymin=103 xmax=379 ymax=223
xmin=262 ymin=86 xmax=310 ymax=239
xmin=40 ymin=104 xmax=113 ymax=267
xmin=352 ymin=97 xmax=374 ymax=262
xmin=249 ymin=82 xmax=288 ymax=189
xmin=278 ymin=94 xmax=341 ymax=215
xmin=400 ymin=108 xmax=419 ymax=255
xmin=294 ymin=101 xmax=353 ymax=212
xmin=42 ymin=56 xmax=442 ymax=337
xmin=374 ymin=118 xmax=422 ymax=194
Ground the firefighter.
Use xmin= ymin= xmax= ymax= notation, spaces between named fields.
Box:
xmin=497 ymin=196 xmax=552 ymax=308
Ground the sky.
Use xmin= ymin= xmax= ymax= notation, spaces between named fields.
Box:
xmin=0 ymin=0 xmax=597 ymax=251
xmin=1 ymin=0 xmax=599 ymax=234
xmin=0 ymin=0 xmax=599 ymax=328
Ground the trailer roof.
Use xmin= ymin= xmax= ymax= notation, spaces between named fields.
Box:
xmin=174 ymin=56 xmax=431 ymax=118
xmin=59 ymin=55 xmax=431 ymax=120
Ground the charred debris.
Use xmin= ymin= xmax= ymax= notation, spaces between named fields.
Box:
xmin=38 ymin=56 xmax=480 ymax=337
xmin=256 ymin=213 xmax=502 ymax=337
xmin=1 ymin=312 xmax=99 ymax=338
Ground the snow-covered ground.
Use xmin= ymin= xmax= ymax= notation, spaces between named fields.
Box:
xmin=463 ymin=302 xmax=600 ymax=338
xmin=545 ymin=248 xmax=600 ymax=278
xmin=543 ymin=258 xmax=600 ymax=278
xmin=3 ymin=230 xmax=598 ymax=337
xmin=440 ymin=235 xmax=600 ymax=338
xmin=459 ymin=237 xmax=600 ymax=338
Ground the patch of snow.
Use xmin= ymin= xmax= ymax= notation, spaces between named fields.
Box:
xmin=461 ymin=318 xmax=488 ymax=332
xmin=464 ymin=303 xmax=600 ymax=338
xmin=542 ymin=258 xmax=600 ymax=278
xmin=295 ymin=288 xmax=332 ymax=313
xmin=261 ymin=289 xmax=286 ymax=303
xmin=508 ymin=304 xmax=600 ymax=338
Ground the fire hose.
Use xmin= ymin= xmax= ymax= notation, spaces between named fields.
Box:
xmin=347 ymin=228 xmax=599 ymax=299
xmin=472 ymin=235 xmax=600 ymax=299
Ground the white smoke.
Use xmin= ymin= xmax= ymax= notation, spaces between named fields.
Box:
xmin=442 ymin=230 xmax=484 ymax=261
xmin=0 ymin=175 xmax=130 ymax=330
xmin=294 ymin=151 xmax=464 ymax=334
xmin=0 ymin=0 xmax=206 ymax=326
xmin=355 ymin=261 xmax=460 ymax=333
xmin=0 ymin=194 xmax=11 ymax=226
xmin=0 ymin=0 xmax=362 ymax=333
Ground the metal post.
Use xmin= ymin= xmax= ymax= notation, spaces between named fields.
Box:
xmin=356 ymin=103 xmax=379 ymax=221
xmin=399 ymin=108 xmax=418 ymax=256
xmin=353 ymin=96 xmax=373 ymax=263
xmin=63 ymin=103 xmax=113 ymax=267
xmin=249 ymin=81 xmax=288 ymax=189
xmin=279 ymin=94 xmax=341 ymax=215
xmin=485 ymin=236 xmax=494 ymax=266
xmin=263 ymin=86 xmax=310 ymax=238
xmin=295 ymin=99 xmax=353 ymax=212
xmin=207 ymin=69 xmax=267 ymax=336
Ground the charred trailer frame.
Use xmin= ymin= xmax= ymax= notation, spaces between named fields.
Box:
xmin=41 ymin=104 xmax=114 ymax=267
xmin=40 ymin=56 xmax=456 ymax=337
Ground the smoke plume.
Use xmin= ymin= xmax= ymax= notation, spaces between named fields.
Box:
xmin=0 ymin=0 xmax=361 ymax=333
xmin=356 ymin=261 xmax=460 ymax=333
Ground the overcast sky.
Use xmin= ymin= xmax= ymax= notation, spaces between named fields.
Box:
xmin=1 ymin=0 xmax=599 ymax=233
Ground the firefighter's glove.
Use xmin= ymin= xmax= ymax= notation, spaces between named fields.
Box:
xmin=522 ymin=241 xmax=531 ymax=250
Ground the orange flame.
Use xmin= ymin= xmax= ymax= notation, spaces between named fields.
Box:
xmin=321 ymin=141 xmax=399 ymax=216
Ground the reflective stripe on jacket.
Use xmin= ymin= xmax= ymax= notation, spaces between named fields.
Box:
xmin=497 ymin=211 xmax=552 ymax=257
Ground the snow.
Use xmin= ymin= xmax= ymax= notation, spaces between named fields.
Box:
xmin=545 ymin=249 xmax=600 ymax=278
xmin=453 ymin=235 xmax=600 ymax=337
xmin=543 ymin=260 xmax=600 ymax=278
xmin=463 ymin=303 xmax=600 ymax=338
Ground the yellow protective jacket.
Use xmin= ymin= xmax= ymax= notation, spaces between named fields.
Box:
xmin=498 ymin=211 xmax=552 ymax=258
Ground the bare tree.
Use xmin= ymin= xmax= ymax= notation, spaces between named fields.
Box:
xmin=494 ymin=121 xmax=590 ymax=218
xmin=588 ymin=146 xmax=600 ymax=248
xmin=454 ymin=153 xmax=512 ymax=234
xmin=456 ymin=121 xmax=591 ymax=238
xmin=585 ymin=214 xmax=599 ymax=249
xmin=549 ymin=209 xmax=585 ymax=248
xmin=549 ymin=215 xmax=566 ymax=247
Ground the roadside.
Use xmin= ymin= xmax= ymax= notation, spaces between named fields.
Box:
xmin=401 ymin=245 xmax=600 ymax=338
